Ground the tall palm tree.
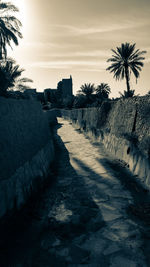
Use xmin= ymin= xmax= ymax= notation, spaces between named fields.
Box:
xmin=0 ymin=1 xmax=22 ymax=59
xmin=96 ymin=83 xmax=111 ymax=98
xmin=106 ymin=43 xmax=146 ymax=96
xmin=79 ymin=83 xmax=95 ymax=96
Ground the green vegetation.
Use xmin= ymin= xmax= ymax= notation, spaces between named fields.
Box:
xmin=106 ymin=43 xmax=146 ymax=97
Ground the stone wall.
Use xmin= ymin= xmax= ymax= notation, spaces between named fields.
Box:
xmin=0 ymin=97 xmax=54 ymax=219
xmin=60 ymin=96 xmax=150 ymax=189
xmin=46 ymin=109 xmax=61 ymax=125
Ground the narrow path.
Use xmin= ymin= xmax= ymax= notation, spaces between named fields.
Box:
xmin=0 ymin=118 xmax=150 ymax=266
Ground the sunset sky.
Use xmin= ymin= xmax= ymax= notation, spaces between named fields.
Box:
xmin=9 ymin=0 xmax=150 ymax=97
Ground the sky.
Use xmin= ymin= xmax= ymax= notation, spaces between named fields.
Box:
xmin=8 ymin=0 xmax=150 ymax=97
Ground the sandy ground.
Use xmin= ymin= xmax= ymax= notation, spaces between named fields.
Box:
xmin=0 ymin=118 xmax=150 ymax=266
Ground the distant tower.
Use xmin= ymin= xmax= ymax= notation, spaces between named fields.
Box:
xmin=57 ymin=76 xmax=73 ymax=98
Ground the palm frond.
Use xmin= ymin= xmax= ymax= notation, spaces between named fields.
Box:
xmin=0 ymin=2 xmax=19 ymax=12
xmin=0 ymin=2 xmax=22 ymax=59
xmin=17 ymin=77 xmax=33 ymax=83
xmin=106 ymin=42 xmax=147 ymax=94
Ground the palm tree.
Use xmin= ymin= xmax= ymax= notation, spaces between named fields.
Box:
xmin=0 ymin=58 xmax=32 ymax=96
xmin=0 ymin=1 xmax=22 ymax=59
xmin=0 ymin=58 xmax=23 ymax=95
xmin=106 ymin=43 xmax=146 ymax=96
xmin=15 ymin=77 xmax=33 ymax=91
xmin=96 ymin=83 xmax=111 ymax=98
xmin=79 ymin=83 xmax=95 ymax=96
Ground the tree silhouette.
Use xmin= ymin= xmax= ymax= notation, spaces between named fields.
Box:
xmin=0 ymin=58 xmax=32 ymax=96
xmin=79 ymin=83 xmax=95 ymax=96
xmin=0 ymin=1 xmax=22 ymax=59
xmin=106 ymin=43 xmax=146 ymax=96
xmin=96 ymin=83 xmax=111 ymax=98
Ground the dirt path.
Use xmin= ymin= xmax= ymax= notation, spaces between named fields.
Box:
xmin=0 ymin=118 xmax=150 ymax=266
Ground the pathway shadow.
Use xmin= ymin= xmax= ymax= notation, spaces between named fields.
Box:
xmin=49 ymin=124 xmax=106 ymax=237
xmin=0 ymin=122 xmax=106 ymax=266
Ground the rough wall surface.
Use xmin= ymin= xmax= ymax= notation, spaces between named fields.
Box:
xmin=0 ymin=97 xmax=54 ymax=218
xmin=46 ymin=109 xmax=61 ymax=125
xmin=60 ymin=96 xmax=150 ymax=188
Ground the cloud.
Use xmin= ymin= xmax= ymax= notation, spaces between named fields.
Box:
xmin=145 ymin=58 xmax=150 ymax=63
xmin=143 ymin=47 xmax=150 ymax=52
xmin=78 ymin=68 xmax=104 ymax=72
xmin=50 ymin=21 xmax=147 ymax=36
xmin=45 ymin=50 xmax=111 ymax=58
xmin=24 ymin=41 xmax=66 ymax=49
xmin=23 ymin=41 xmax=83 ymax=51
xmin=30 ymin=60 xmax=107 ymax=70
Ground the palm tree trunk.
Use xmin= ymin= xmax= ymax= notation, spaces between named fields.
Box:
xmin=125 ymin=66 xmax=130 ymax=95
xmin=0 ymin=36 xmax=3 ymax=60
xmin=0 ymin=48 xmax=2 ymax=60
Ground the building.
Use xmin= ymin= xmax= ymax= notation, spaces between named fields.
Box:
xmin=44 ymin=76 xmax=73 ymax=103
xmin=58 ymin=76 xmax=73 ymax=98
